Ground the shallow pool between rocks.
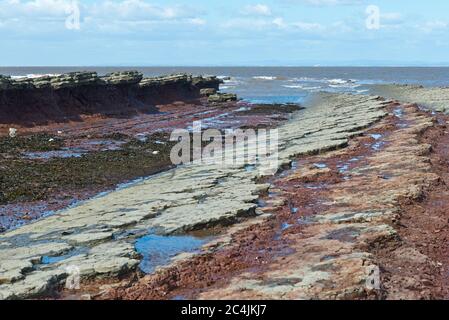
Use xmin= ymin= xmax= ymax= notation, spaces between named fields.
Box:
xmin=135 ymin=234 xmax=211 ymax=274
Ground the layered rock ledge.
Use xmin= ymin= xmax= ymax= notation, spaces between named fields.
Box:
xmin=0 ymin=72 xmax=221 ymax=126
xmin=0 ymin=93 xmax=389 ymax=299
xmin=371 ymin=84 xmax=449 ymax=113
xmin=104 ymin=100 xmax=449 ymax=300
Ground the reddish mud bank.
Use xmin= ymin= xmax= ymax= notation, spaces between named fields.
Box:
xmin=98 ymin=102 xmax=449 ymax=300
xmin=0 ymin=100 xmax=302 ymax=232
xmin=372 ymin=111 xmax=449 ymax=299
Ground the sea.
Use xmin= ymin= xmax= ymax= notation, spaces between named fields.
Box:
xmin=1 ymin=67 xmax=449 ymax=104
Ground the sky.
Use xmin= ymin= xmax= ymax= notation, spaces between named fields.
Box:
xmin=0 ymin=0 xmax=448 ymax=66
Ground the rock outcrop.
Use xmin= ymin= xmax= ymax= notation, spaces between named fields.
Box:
xmin=370 ymin=84 xmax=449 ymax=113
xmin=208 ymin=93 xmax=238 ymax=103
xmin=0 ymin=72 xmax=222 ymax=126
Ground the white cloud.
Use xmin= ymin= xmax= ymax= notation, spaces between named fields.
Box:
xmin=241 ymin=4 xmax=272 ymax=16
xmin=223 ymin=16 xmax=326 ymax=35
xmin=0 ymin=0 xmax=199 ymax=22
xmin=188 ymin=18 xmax=206 ymax=26
xmin=380 ymin=12 xmax=403 ymax=25
xmin=291 ymin=21 xmax=324 ymax=31
xmin=0 ymin=0 xmax=72 ymax=18
xmin=222 ymin=18 xmax=272 ymax=30
xmin=89 ymin=0 xmax=186 ymax=21
xmin=0 ymin=0 xmax=205 ymax=33
xmin=418 ymin=20 xmax=448 ymax=32
xmin=272 ymin=17 xmax=286 ymax=28
xmin=298 ymin=0 xmax=362 ymax=6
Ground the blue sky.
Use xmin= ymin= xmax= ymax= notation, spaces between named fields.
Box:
xmin=0 ymin=0 xmax=448 ymax=66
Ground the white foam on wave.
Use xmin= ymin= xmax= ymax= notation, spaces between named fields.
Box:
xmin=219 ymin=76 xmax=242 ymax=90
xmin=282 ymin=84 xmax=322 ymax=91
xmin=302 ymin=86 xmax=322 ymax=91
xmin=253 ymin=76 xmax=277 ymax=80
xmin=289 ymin=77 xmax=326 ymax=83
xmin=327 ymin=78 xmax=353 ymax=85
xmin=11 ymin=73 xmax=60 ymax=80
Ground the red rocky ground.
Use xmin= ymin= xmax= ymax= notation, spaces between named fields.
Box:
xmin=98 ymin=103 xmax=449 ymax=300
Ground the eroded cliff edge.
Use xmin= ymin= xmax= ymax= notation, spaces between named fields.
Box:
xmin=0 ymin=71 xmax=221 ymax=126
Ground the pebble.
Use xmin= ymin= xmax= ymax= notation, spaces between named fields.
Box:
xmin=8 ymin=128 xmax=17 ymax=138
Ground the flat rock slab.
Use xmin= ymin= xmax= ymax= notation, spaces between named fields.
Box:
xmin=371 ymin=84 xmax=449 ymax=113
xmin=0 ymin=93 xmax=389 ymax=299
xmin=199 ymin=104 xmax=438 ymax=299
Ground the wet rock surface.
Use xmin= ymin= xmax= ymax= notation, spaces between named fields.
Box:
xmin=196 ymin=103 xmax=438 ymax=300
xmin=102 ymin=101 xmax=449 ymax=300
xmin=0 ymin=93 xmax=389 ymax=299
xmin=0 ymin=101 xmax=297 ymax=231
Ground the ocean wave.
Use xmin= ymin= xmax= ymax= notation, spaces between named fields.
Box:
xmin=289 ymin=77 xmax=326 ymax=83
xmin=283 ymin=84 xmax=322 ymax=91
xmin=327 ymin=78 xmax=355 ymax=85
xmin=302 ymin=86 xmax=322 ymax=91
xmin=11 ymin=73 xmax=60 ymax=79
xmin=253 ymin=76 xmax=277 ymax=80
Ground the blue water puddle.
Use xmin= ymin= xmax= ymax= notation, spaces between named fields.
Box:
xmin=257 ymin=198 xmax=267 ymax=207
xmin=82 ymin=139 xmax=125 ymax=151
xmin=41 ymin=253 xmax=74 ymax=265
xmin=268 ymin=192 xmax=280 ymax=200
xmin=393 ymin=108 xmax=404 ymax=118
xmin=290 ymin=207 xmax=299 ymax=214
xmin=370 ymin=133 xmax=382 ymax=140
xmin=22 ymin=149 xmax=86 ymax=160
xmin=281 ymin=222 xmax=292 ymax=231
xmin=337 ymin=164 xmax=349 ymax=173
xmin=242 ymin=96 xmax=306 ymax=105
xmin=135 ymin=133 xmax=149 ymax=142
xmin=290 ymin=160 xmax=298 ymax=170
xmin=304 ymin=183 xmax=326 ymax=190
xmin=135 ymin=234 xmax=211 ymax=274
xmin=244 ymin=164 xmax=256 ymax=172
xmin=371 ymin=141 xmax=385 ymax=151
xmin=313 ymin=163 xmax=327 ymax=169
xmin=41 ymin=247 xmax=88 ymax=265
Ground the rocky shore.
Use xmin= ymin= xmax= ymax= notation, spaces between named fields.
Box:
xmin=0 ymin=76 xmax=448 ymax=300
xmin=0 ymin=72 xmax=221 ymax=127
xmin=100 ymin=98 xmax=449 ymax=300
xmin=0 ymin=93 xmax=389 ymax=299
xmin=371 ymin=84 xmax=449 ymax=113
xmin=0 ymin=72 xmax=298 ymax=232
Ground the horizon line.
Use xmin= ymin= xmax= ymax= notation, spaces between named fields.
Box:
xmin=2 ymin=65 xmax=449 ymax=68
